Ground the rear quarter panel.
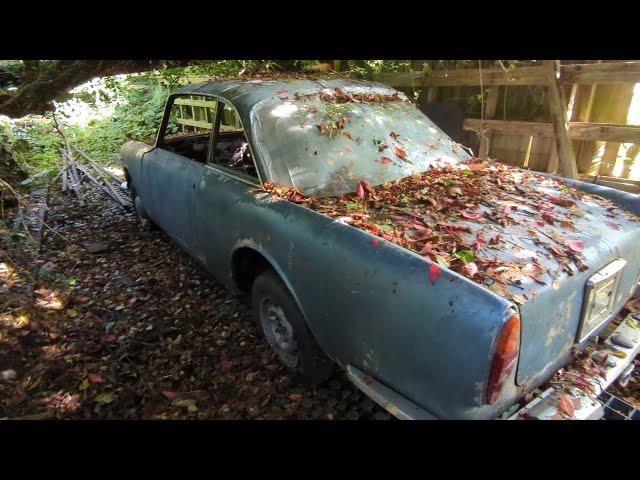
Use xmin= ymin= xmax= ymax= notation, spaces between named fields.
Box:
xmin=218 ymin=190 xmax=513 ymax=419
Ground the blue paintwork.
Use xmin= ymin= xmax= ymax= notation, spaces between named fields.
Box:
xmin=120 ymin=78 xmax=640 ymax=419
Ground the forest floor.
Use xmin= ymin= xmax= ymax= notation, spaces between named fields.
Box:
xmin=0 ymin=185 xmax=390 ymax=420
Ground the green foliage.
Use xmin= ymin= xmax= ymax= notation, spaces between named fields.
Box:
xmin=1 ymin=60 xmax=538 ymax=179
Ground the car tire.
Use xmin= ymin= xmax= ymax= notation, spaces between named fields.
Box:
xmin=252 ymin=269 xmax=333 ymax=385
xmin=129 ymin=183 xmax=157 ymax=231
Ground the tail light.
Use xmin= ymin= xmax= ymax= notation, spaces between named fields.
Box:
xmin=485 ymin=313 xmax=521 ymax=404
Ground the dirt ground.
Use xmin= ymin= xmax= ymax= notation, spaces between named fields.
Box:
xmin=0 ymin=186 xmax=390 ymax=420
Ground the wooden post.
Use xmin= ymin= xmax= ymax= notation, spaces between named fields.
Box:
xmin=544 ymin=61 xmax=578 ymax=179
xmin=479 ymin=87 xmax=500 ymax=159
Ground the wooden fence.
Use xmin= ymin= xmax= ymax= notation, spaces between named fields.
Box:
xmin=374 ymin=61 xmax=640 ymax=193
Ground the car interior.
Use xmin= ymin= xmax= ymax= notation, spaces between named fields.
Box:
xmin=160 ymin=95 xmax=258 ymax=179
xmin=162 ymin=129 xmax=257 ymax=179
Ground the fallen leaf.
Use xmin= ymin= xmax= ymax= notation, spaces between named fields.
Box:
xmin=289 ymin=393 xmax=303 ymax=401
xmin=218 ymin=360 xmax=239 ymax=372
xmin=461 ymin=210 xmax=482 ymax=220
xmin=463 ymin=262 xmax=478 ymax=277
xmin=88 ymin=373 xmax=104 ymax=383
xmin=97 ymin=393 xmax=115 ymax=404
xmin=161 ymin=391 xmax=178 ymax=400
xmin=429 ymin=263 xmax=442 ymax=285
xmin=370 ymin=238 xmax=381 ymax=248
xmin=605 ymin=220 xmax=620 ymax=230
xmin=101 ymin=334 xmax=117 ymax=343
xmin=557 ymin=395 xmax=575 ymax=419
xmin=377 ymin=156 xmax=392 ymax=167
xmin=567 ymin=240 xmax=585 ymax=253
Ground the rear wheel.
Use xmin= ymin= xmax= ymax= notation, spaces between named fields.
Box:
xmin=252 ymin=269 xmax=333 ymax=385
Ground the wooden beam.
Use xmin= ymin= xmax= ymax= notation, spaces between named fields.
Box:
xmin=174 ymin=98 xmax=217 ymax=108
xmin=561 ymin=62 xmax=640 ymax=85
xmin=174 ymin=117 xmax=212 ymax=130
xmin=463 ymin=119 xmax=640 ymax=143
xmin=373 ymin=62 xmax=640 ymax=87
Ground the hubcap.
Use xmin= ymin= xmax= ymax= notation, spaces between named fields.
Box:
xmin=259 ymin=297 xmax=299 ymax=367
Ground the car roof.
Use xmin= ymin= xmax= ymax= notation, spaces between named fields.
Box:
xmin=174 ymin=76 xmax=397 ymax=125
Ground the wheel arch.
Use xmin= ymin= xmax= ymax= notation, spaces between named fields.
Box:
xmin=230 ymin=241 xmax=310 ymax=330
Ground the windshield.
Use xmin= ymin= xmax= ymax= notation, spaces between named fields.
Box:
xmin=252 ymin=86 xmax=471 ymax=197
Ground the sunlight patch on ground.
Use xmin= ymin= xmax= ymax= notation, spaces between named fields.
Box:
xmin=104 ymin=166 xmax=125 ymax=178
xmin=34 ymin=287 xmax=66 ymax=311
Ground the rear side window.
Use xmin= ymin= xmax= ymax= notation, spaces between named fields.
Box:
xmin=219 ymin=103 xmax=243 ymax=132
xmin=210 ymin=102 xmax=257 ymax=180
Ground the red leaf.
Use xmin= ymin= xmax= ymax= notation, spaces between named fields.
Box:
xmin=289 ymin=393 xmax=303 ymax=401
xmin=264 ymin=364 xmax=280 ymax=372
xmin=88 ymin=373 xmax=104 ymax=383
xmin=393 ymin=146 xmax=408 ymax=159
xmin=161 ymin=391 xmax=177 ymax=400
xmin=277 ymin=89 xmax=288 ymax=94
xmin=429 ymin=263 xmax=442 ymax=285
xmin=218 ymin=360 xmax=239 ymax=373
xmin=567 ymin=240 xmax=585 ymax=253
xmin=461 ymin=210 xmax=482 ymax=220
xmin=101 ymin=334 xmax=117 ymax=343
xmin=420 ymin=242 xmax=433 ymax=254
xmin=334 ymin=87 xmax=345 ymax=95
xmin=356 ymin=182 xmax=365 ymax=198
xmin=605 ymin=220 xmax=620 ymax=230
xmin=377 ymin=156 xmax=392 ymax=167
xmin=370 ymin=238 xmax=381 ymax=248
xmin=542 ymin=212 xmax=556 ymax=224
xmin=557 ymin=395 xmax=575 ymax=419
xmin=528 ymin=221 xmax=545 ymax=228
xmin=548 ymin=195 xmax=575 ymax=207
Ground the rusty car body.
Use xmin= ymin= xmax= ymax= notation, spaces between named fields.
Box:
xmin=121 ymin=77 xmax=640 ymax=420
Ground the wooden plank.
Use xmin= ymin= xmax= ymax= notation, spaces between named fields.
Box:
xmin=174 ymin=98 xmax=217 ymax=108
xmin=174 ymin=117 xmax=212 ymax=130
xmin=561 ymin=62 xmax=640 ymax=85
xmin=478 ymin=87 xmax=500 ymax=159
xmin=463 ymin=119 xmax=640 ymax=143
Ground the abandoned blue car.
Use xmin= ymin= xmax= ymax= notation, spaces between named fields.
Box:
xmin=121 ymin=77 xmax=640 ymax=420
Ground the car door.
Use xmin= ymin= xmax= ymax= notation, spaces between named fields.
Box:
xmin=140 ymin=94 xmax=217 ymax=254
xmin=192 ymin=100 xmax=263 ymax=280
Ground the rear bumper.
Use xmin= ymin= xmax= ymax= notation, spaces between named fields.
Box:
xmin=509 ymin=312 xmax=640 ymax=420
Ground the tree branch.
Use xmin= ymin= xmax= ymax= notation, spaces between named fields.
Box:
xmin=0 ymin=60 xmax=192 ymax=118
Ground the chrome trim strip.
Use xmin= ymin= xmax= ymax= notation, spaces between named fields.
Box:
xmin=345 ymin=365 xmax=437 ymax=420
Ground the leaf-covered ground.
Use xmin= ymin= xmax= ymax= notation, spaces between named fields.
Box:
xmin=0 ymin=187 xmax=389 ymax=420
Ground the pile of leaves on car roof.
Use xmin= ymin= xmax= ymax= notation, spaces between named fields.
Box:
xmin=262 ymin=158 xmax=640 ymax=304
